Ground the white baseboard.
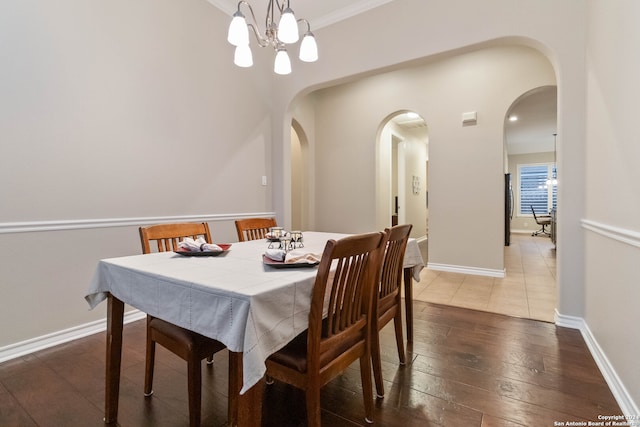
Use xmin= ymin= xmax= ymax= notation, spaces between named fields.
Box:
xmin=427 ymin=262 xmax=505 ymax=278
xmin=0 ymin=310 xmax=146 ymax=363
xmin=555 ymin=310 xmax=639 ymax=418
xmin=510 ymin=229 xmax=538 ymax=234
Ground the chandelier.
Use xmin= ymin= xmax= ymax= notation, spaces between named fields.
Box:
xmin=227 ymin=1 xmax=319 ymax=75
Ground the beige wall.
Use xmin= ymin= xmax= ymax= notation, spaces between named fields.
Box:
xmin=270 ymin=0 xmax=587 ymax=319
xmin=584 ymin=0 xmax=640 ymax=409
xmin=0 ymin=0 xmax=274 ymax=346
xmin=302 ymin=45 xmax=555 ymax=274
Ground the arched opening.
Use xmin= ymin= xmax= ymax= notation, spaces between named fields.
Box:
xmin=286 ymin=42 xmax=560 ymax=323
xmin=290 ymin=119 xmax=310 ymax=231
xmin=376 ymin=110 xmax=429 ymax=245
xmin=503 ymin=85 xmax=558 ymax=322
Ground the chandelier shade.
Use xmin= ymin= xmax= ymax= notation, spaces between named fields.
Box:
xmin=274 ymin=48 xmax=292 ymax=75
xmin=299 ymin=31 xmax=318 ymax=62
xmin=234 ymin=44 xmax=253 ymax=67
xmin=227 ymin=11 xmax=249 ymax=46
xmin=277 ymin=7 xmax=299 ymax=43
xmin=227 ymin=1 xmax=318 ymax=75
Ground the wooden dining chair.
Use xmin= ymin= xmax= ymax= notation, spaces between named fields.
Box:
xmin=234 ymin=217 xmax=277 ymax=241
xmin=265 ymin=232 xmax=387 ymax=427
xmin=371 ymin=224 xmax=413 ymax=399
xmin=139 ymin=222 xmax=226 ymax=427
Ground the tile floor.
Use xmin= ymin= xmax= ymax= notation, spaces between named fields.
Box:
xmin=413 ymin=233 xmax=557 ymax=322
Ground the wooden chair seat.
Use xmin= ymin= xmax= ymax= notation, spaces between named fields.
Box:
xmin=147 ymin=318 xmax=225 ymax=358
xmin=267 ymin=320 xmax=366 ymax=374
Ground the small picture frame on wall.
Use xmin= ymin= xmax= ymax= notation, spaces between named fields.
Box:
xmin=412 ymin=175 xmax=420 ymax=195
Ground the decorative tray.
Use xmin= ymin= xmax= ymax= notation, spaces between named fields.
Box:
xmin=262 ymin=254 xmax=319 ymax=268
xmin=175 ymin=244 xmax=231 ymax=257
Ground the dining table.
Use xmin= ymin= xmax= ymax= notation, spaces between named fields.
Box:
xmin=85 ymin=231 xmax=424 ymax=426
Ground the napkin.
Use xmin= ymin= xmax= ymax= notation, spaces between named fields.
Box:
xmin=264 ymin=249 xmax=320 ymax=264
xmin=178 ymin=237 xmax=222 ymax=252
xmin=264 ymin=249 xmax=286 ymax=261
xmin=284 ymin=250 xmax=321 ymax=264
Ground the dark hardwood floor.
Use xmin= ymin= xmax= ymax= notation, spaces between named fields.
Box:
xmin=0 ymin=301 xmax=622 ymax=426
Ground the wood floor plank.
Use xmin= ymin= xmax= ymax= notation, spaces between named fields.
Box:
xmin=0 ymin=300 xmax=623 ymax=426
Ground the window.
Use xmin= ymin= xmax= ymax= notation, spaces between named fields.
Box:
xmin=518 ymin=163 xmax=557 ymax=215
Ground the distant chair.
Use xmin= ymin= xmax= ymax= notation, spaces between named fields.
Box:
xmin=531 ymin=206 xmax=552 ymax=237
xmin=235 ymin=217 xmax=277 ymax=242
xmin=371 ymin=224 xmax=412 ymax=398
xmin=139 ymin=222 xmax=226 ymax=427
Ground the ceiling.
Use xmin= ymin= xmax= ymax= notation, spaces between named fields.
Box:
xmin=208 ymin=0 xmax=392 ymax=28
xmin=211 ymin=1 xmax=557 ymax=156
xmin=505 ymin=86 xmax=557 ymax=155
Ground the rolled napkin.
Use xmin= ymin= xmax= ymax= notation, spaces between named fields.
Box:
xmin=264 ymin=249 xmax=286 ymax=261
xmin=178 ymin=237 xmax=222 ymax=252
xmin=284 ymin=250 xmax=321 ymax=264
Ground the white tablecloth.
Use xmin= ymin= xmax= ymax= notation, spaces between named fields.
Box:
xmin=85 ymin=231 xmax=424 ymax=393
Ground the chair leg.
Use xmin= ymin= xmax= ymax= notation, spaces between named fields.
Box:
xmin=187 ymin=356 xmax=202 ymax=427
xmin=144 ymin=334 xmax=155 ymax=396
xmin=305 ymin=382 xmax=322 ymax=427
xmin=360 ymin=352 xmax=375 ymax=424
xmin=371 ymin=324 xmax=385 ymax=398
xmin=532 ymin=223 xmax=550 ymax=236
xmin=393 ymin=311 xmax=406 ymax=365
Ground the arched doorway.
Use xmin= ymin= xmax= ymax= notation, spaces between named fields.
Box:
xmin=290 ymin=119 xmax=310 ymax=231
xmin=376 ymin=111 xmax=429 ymax=242
xmin=503 ymin=85 xmax=558 ymax=322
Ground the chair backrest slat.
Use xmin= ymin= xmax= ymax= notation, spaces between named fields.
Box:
xmin=139 ymin=222 xmax=212 ymax=254
xmin=309 ymin=232 xmax=386 ymax=359
xmin=379 ymin=224 xmax=412 ymax=302
xmin=235 ymin=217 xmax=278 ymax=242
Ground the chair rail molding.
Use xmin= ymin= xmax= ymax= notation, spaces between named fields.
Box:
xmin=0 ymin=212 xmax=277 ymax=234
xmin=581 ymin=219 xmax=640 ymax=248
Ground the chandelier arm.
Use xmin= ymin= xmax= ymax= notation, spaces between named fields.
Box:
xmin=236 ymin=1 xmax=271 ymax=46
xmin=297 ymin=18 xmax=311 ymax=32
xmin=266 ymin=0 xmax=273 ymax=28
xmin=247 ymin=24 xmax=270 ymax=48
xmin=273 ymin=0 xmax=287 ymax=14
xmin=228 ymin=0 xmax=317 ymax=72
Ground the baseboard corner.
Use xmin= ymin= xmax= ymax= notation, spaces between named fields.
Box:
xmin=555 ymin=309 xmax=639 ymax=417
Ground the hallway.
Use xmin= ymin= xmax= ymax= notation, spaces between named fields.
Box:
xmin=413 ymin=233 xmax=557 ymax=322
